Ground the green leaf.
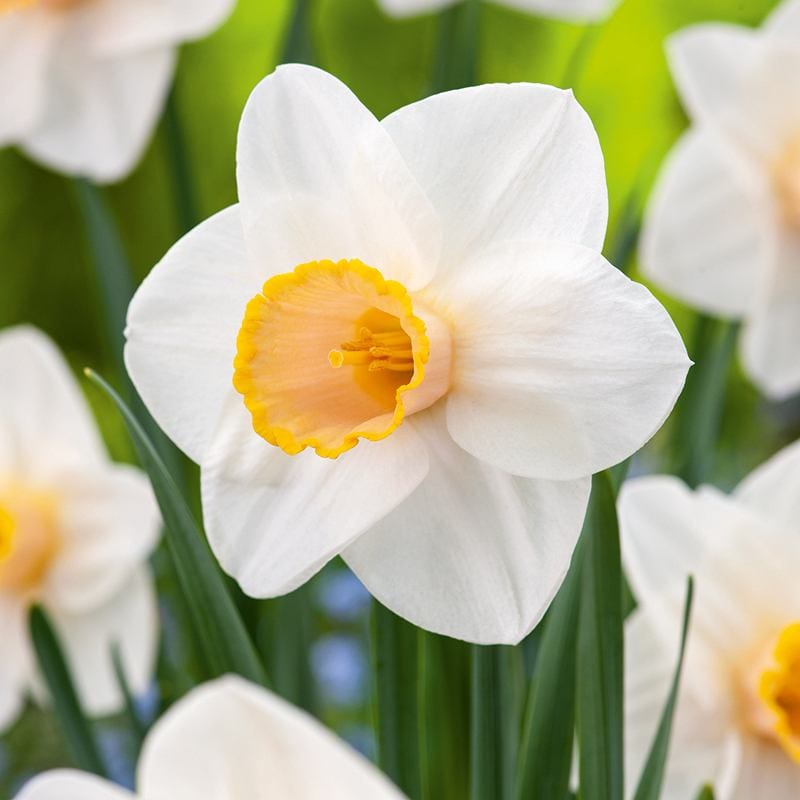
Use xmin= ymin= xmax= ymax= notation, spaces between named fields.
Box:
xmin=471 ymin=644 xmax=525 ymax=800
xmin=280 ymin=0 xmax=317 ymax=65
xmin=85 ymin=369 xmax=267 ymax=686
xmin=163 ymin=88 xmax=200 ymax=237
xmin=371 ymin=602 xmax=421 ymax=798
xmin=28 ymin=606 xmax=107 ymax=777
xmin=694 ymin=786 xmax=715 ymax=800
xmin=632 ymin=578 xmax=695 ymax=800
xmin=670 ymin=315 xmax=739 ymax=488
xmin=431 ymin=0 xmax=480 ymax=93
xmin=419 ymin=631 xmax=471 ymax=800
xmin=111 ymin=644 xmax=148 ymax=752
xmin=515 ymin=537 xmax=585 ymax=800
xmin=577 ymin=471 xmax=624 ymax=800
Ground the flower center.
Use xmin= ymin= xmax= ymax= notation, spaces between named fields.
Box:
xmin=0 ymin=488 xmax=60 ymax=597
xmin=774 ymin=134 xmax=800 ymax=229
xmin=234 ymin=258 xmax=451 ymax=459
xmin=752 ymin=622 xmax=800 ymax=762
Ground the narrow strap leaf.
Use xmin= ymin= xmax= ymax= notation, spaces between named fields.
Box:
xmin=632 ymin=577 xmax=695 ymax=800
xmin=371 ymin=602 xmax=422 ymax=797
xmin=430 ymin=0 xmax=480 ymax=93
xmin=419 ymin=631 xmax=471 ymax=800
xmin=29 ymin=606 xmax=107 ymax=777
xmin=85 ymin=369 xmax=268 ymax=686
xmin=163 ymin=88 xmax=200 ymax=237
xmin=577 ymin=471 xmax=624 ymax=800
xmin=670 ymin=315 xmax=739 ymax=488
xmin=515 ymin=536 xmax=585 ymax=799
xmin=279 ymin=0 xmax=317 ymax=65
xmin=111 ymin=644 xmax=148 ymax=752
xmin=471 ymin=644 xmax=524 ymax=800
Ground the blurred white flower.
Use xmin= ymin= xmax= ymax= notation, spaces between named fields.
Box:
xmin=13 ymin=675 xmax=406 ymax=799
xmin=0 ymin=326 xmax=160 ymax=731
xmin=375 ymin=0 xmax=618 ymax=23
xmin=641 ymin=0 xmax=800 ymax=400
xmin=0 ymin=0 xmax=235 ymax=183
xmin=125 ymin=64 xmax=689 ymax=645
xmin=620 ymin=441 xmax=800 ymax=798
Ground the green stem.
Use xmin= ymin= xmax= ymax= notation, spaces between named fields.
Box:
xmin=29 ymin=606 xmax=107 ymax=777
xmin=279 ymin=0 xmax=316 ymax=66
xmin=371 ymin=602 xmax=422 ymax=797
xmin=430 ymin=0 xmax=481 ymax=94
xmin=163 ymin=87 xmax=200 ymax=236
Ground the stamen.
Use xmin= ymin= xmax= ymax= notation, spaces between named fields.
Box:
xmin=330 ymin=325 xmax=414 ymax=374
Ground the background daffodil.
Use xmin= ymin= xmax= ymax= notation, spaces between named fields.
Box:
xmin=125 ymin=64 xmax=690 ymax=645
xmin=0 ymin=326 xmax=160 ymax=732
xmin=0 ymin=0 xmax=235 ymax=182
xmin=375 ymin=0 xmax=619 ymax=23
xmin=12 ymin=675 xmax=406 ymax=799
xmin=621 ymin=441 xmax=800 ymax=798
xmin=641 ymin=0 xmax=800 ymax=400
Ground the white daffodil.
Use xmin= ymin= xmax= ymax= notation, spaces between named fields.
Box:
xmin=0 ymin=0 xmax=235 ymax=183
xmin=375 ymin=0 xmax=618 ymax=23
xmin=621 ymin=441 xmax=800 ymax=798
xmin=13 ymin=675 xmax=406 ymax=799
xmin=125 ymin=64 xmax=689 ymax=645
xmin=0 ymin=326 xmax=160 ymax=731
xmin=641 ymin=0 xmax=800 ymax=400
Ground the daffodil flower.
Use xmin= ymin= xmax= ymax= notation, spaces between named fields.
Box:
xmin=0 ymin=0 xmax=235 ymax=183
xmin=641 ymin=0 xmax=800 ymax=399
xmin=14 ymin=675 xmax=406 ymax=799
xmin=0 ymin=326 xmax=160 ymax=731
xmin=621 ymin=441 xmax=800 ymax=798
xmin=125 ymin=65 xmax=689 ymax=644
xmin=375 ymin=0 xmax=618 ymax=22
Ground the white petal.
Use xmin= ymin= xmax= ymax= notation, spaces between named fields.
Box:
xmin=236 ymin=65 xmax=441 ymax=291
xmin=21 ymin=38 xmax=175 ymax=184
xmin=41 ymin=464 xmax=160 ymax=613
xmin=740 ymin=233 xmax=800 ymax=400
xmin=13 ymin=771 xmax=134 ymax=800
xmin=497 ymin=0 xmax=618 ymax=22
xmin=0 ymin=326 xmax=106 ymax=479
xmin=440 ymin=239 xmax=689 ymax=481
xmin=665 ymin=24 xmax=760 ymax=127
xmin=125 ymin=205 xmax=258 ymax=465
xmin=47 ymin=567 xmax=158 ymax=718
xmin=640 ymin=128 xmax=774 ymax=318
xmin=0 ymin=13 xmax=59 ymax=144
xmin=764 ymin=0 xmax=800 ymax=43
xmin=620 ymin=476 xmax=800 ymax=662
xmin=138 ymin=675 xmax=406 ymax=799
xmin=733 ymin=439 xmax=800 ymax=529
xmin=382 ymin=82 xmax=608 ymax=278
xmin=624 ymin=609 xmax=736 ymax=800
xmin=731 ymin=738 xmax=800 ymax=800
xmin=343 ymin=405 xmax=590 ymax=645
xmin=200 ymin=396 xmax=429 ymax=598
xmin=375 ymin=0 xmax=455 ymax=17
xmin=618 ymin=476 xmax=704 ymax=604
xmin=0 ymin=594 xmax=30 ymax=733
xmin=81 ymin=0 xmax=235 ymax=56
